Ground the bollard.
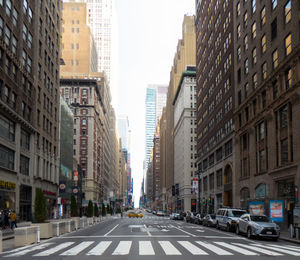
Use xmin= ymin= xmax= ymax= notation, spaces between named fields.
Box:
xmin=56 ymin=223 xmax=59 ymax=237
xmin=37 ymin=226 xmax=40 ymax=243
xmin=68 ymin=221 xmax=71 ymax=233
xmin=75 ymin=220 xmax=78 ymax=230
xmin=290 ymin=224 xmax=294 ymax=238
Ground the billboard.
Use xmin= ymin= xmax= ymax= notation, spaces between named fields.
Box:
xmin=249 ymin=201 xmax=264 ymax=215
xmin=269 ymin=200 xmax=284 ymax=222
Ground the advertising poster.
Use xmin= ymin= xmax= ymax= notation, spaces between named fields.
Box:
xmin=269 ymin=200 xmax=284 ymax=222
xmin=192 ymin=178 xmax=198 ymax=194
xmin=249 ymin=201 xmax=264 ymax=215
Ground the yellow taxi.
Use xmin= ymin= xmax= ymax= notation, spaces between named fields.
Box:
xmin=127 ymin=211 xmax=138 ymax=218
xmin=136 ymin=211 xmax=143 ymax=218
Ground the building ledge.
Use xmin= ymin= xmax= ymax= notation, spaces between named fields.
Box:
xmin=268 ymin=163 xmax=297 ymax=176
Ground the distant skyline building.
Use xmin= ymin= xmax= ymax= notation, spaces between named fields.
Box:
xmin=145 ymin=85 xmax=167 ymax=168
xmin=63 ymin=0 xmax=113 ymax=83
xmin=117 ymin=115 xmax=130 ymax=151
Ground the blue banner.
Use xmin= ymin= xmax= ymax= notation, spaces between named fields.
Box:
xmin=269 ymin=200 xmax=284 ymax=222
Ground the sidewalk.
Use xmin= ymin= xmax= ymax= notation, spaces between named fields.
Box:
xmin=279 ymin=230 xmax=300 ymax=244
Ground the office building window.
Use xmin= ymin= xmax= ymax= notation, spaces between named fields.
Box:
xmin=251 ymin=22 xmax=256 ymax=39
xmin=20 ymin=155 xmax=29 ymax=175
xmin=285 ymin=68 xmax=292 ymax=89
xmin=261 ymin=62 xmax=267 ymax=80
xmin=0 ymin=144 xmax=14 ymax=170
xmin=272 ymin=49 xmax=278 ymax=69
xmin=261 ymin=34 xmax=266 ymax=53
xmin=285 ymin=33 xmax=292 ymax=56
xmin=252 ymin=47 xmax=257 ymax=65
xmin=251 ymin=0 xmax=256 ymax=13
xmin=284 ymin=0 xmax=291 ymax=24
xmin=261 ymin=6 xmax=266 ymax=26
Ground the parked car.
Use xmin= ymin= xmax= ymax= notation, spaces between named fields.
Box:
xmin=185 ymin=211 xmax=196 ymax=223
xmin=127 ymin=211 xmax=138 ymax=218
xmin=156 ymin=211 xmax=165 ymax=216
xmin=216 ymin=208 xmax=247 ymax=231
xmin=203 ymin=214 xmax=217 ymax=227
xmin=236 ymin=214 xmax=280 ymax=241
xmin=194 ymin=213 xmax=205 ymax=225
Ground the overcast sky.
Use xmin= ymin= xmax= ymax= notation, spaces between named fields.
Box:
xmin=114 ymin=0 xmax=195 ymax=206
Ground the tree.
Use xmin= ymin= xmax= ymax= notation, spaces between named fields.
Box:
xmin=102 ymin=203 xmax=106 ymax=216
xmin=70 ymin=195 xmax=78 ymax=217
xmin=87 ymin=200 xmax=93 ymax=217
xmin=34 ymin=188 xmax=47 ymax=223
xmin=94 ymin=203 xmax=99 ymax=217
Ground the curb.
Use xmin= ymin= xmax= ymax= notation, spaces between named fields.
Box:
xmin=280 ymin=237 xmax=300 ymax=245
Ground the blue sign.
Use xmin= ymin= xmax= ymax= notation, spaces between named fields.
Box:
xmin=269 ymin=200 xmax=284 ymax=222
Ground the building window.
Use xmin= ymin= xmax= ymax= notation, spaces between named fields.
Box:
xmin=237 ymin=2 xmax=240 ymax=16
xmin=273 ymin=81 xmax=278 ymax=99
xmin=252 ymin=73 xmax=257 ymax=89
xmin=285 ymin=67 xmax=292 ymax=89
xmin=0 ymin=114 xmax=15 ymax=141
xmin=251 ymin=0 xmax=256 ymax=13
xmin=258 ymin=121 xmax=265 ymax=140
xmin=0 ymin=144 xmax=14 ymax=170
xmin=279 ymin=104 xmax=288 ymax=129
xmin=244 ymin=59 xmax=249 ymax=75
xmin=209 ymin=173 xmax=214 ymax=190
xmin=4 ymin=25 xmax=11 ymax=46
xmin=259 ymin=149 xmax=266 ymax=172
xmin=216 ymin=170 xmax=222 ymax=187
xmin=252 ymin=48 xmax=257 ymax=66
xmin=237 ymin=24 xmax=241 ymax=39
xmin=251 ymin=22 xmax=256 ymax=39
xmin=272 ymin=0 xmax=277 ymax=9
xmin=20 ymin=129 xmax=30 ymax=150
xmin=284 ymin=0 xmax=291 ymax=24
xmin=237 ymin=46 xmax=241 ymax=61
xmin=272 ymin=49 xmax=278 ymax=69
xmin=281 ymin=138 xmax=288 ymax=165
xmin=285 ymin=33 xmax=292 ymax=56
xmin=261 ymin=62 xmax=267 ymax=80
xmin=261 ymin=35 xmax=266 ymax=53
xmin=244 ymin=35 xmax=248 ymax=51
xmin=225 ymin=139 xmax=232 ymax=157
xmin=261 ymin=6 xmax=266 ymax=26
xmin=271 ymin=18 xmax=277 ymax=40
xmin=82 ymin=118 xmax=86 ymax=126
xmin=243 ymin=11 xmax=248 ymax=28
xmin=20 ymin=155 xmax=29 ymax=175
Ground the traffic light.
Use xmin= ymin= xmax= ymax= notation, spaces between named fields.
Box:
xmin=175 ymin=184 xmax=179 ymax=196
xmin=172 ymin=185 xmax=175 ymax=196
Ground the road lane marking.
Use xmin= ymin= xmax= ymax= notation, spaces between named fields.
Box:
xmin=178 ymin=241 xmax=208 ymax=255
xmin=2 ymin=244 xmax=36 ymax=254
xmin=33 ymin=242 xmax=75 ymax=256
xmin=139 ymin=241 xmax=155 ymax=255
xmin=173 ymin=226 xmax=196 ymax=237
xmin=159 ymin=241 xmax=181 ymax=255
xmin=196 ymin=241 xmax=233 ymax=255
xmin=86 ymin=241 xmax=112 ymax=255
xmin=214 ymin=242 xmax=259 ymax=255
xmin=104 ymin=224 xmax=119 ymax=236
xmin=56 ymin=235 xmax=189 ymax=238
xmin=251 ymin=244 xmax=300 ymax=256
xmin=232 ymin=243 xmax=282 ymax=256
xmin=4 ymin=243 xmax=53 ymax=257
xmin=196 ymin=236 xmax=246 ymax=239
xmin=112 ymin=241 xmax=132 ymax=255
xmin=144 ymin=224 xmax=152 ymax=236
xmin=60 ymin=241 xmax=94 ymax=255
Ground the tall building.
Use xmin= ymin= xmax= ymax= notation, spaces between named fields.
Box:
xmin=165 ymin=15 xmax=196 ymax=213
xmin=145 ymin=85 xmax=167 ymax=169
xmin=152 ymin=127 xmax=161 ymax=209
xmin=233 ymin=0 xmax=300 ymax=228
xmin=195 ymin=0 xmax=235 ymax=214
xmin=0 ymin=0 xmax=61 ymax=220
xmin=117 ymin=114 xmax=130 ymax=151
xmin=173 ymin=68 xmax=197 ymax=212
xmin=63 ymin=0 xmax=113 ymax=83
xmin=60 ymin=2 xmax=98 ymax=78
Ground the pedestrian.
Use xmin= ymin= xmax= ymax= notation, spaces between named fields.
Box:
xmin=10 ymin=210 xmax=17 ymax=229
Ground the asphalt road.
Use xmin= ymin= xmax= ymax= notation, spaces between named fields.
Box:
xmin=1 ymin=211 xmax=300 ymax=259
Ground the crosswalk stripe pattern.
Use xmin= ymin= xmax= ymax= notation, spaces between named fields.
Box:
xmin=112 ymin=241 xmax=132 ymax=255
xmin=178 ymin=241 xmax=208 ymax=255
xmin=33 ymin=242 xmax=75 ymax=257
xmin=86 ymin=241 xmax=112 ymax=256
xmin=3 ymin=240 xmax=300 ymax=257
xmin=139 ymin=241 xmax=155 ymax=255
xmin=232 ymin=243 xmax=282 ymax=256
xmin=60 ymin=241 xmax=94 ymax=256
xmin=196 ymin=241 xmax=233 ymax=255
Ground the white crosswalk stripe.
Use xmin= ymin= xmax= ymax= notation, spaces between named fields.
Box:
xmin=33 ymin=242 xmax=75 ymax=256
xmin=178 ymin=241 xmax=207 ymax=255
xmin=214 ymin=242 xmax=259 ymax=255
xmin=86 ymin=241 xmax=112 ymax=255
xmin=2 ymin=240 xmax=299 ymax=257
xmin=196 ymin=241 xmax=233 ymax=255
xmin=112 ymin=241 xmax=132 ymax=255
xmin=159 ymin=241 xmax=181 ymax=255
xmin=139 ymin=241 xmax=155 ymax=255
xmin=232 ymin=243 xmax=283 ymax=256
xmin=60 ymin=241 xmax=94 ymax=256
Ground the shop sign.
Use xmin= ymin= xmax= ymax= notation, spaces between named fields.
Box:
xmin=0 ymin=180 xmax=16 ymax=190
xmin=249 ymin=201 xmax=264 ymax=215
xmin=73 ymin=171 xmax=79 ymax=181
xmin=59 ymin=181 xmax=66 ymax=193
xmin=269 ymin=200 xmax=284 ymax=222
xmin=73 ymin=187 xmax=78 ymax=194
xmin=43 ymin=190 xmax=56 ymax=196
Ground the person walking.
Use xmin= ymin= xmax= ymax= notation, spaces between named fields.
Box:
xmin=10 ymin=210 xmax=17 ymax=229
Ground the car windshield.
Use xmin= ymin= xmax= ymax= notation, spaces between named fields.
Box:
xmin=251 ymin=215 xmax=270 ymax=222
xmin=211 ymin=215 xmax=216 ymax=219
xmin=229 ymin=210 xmax=246 ymax=217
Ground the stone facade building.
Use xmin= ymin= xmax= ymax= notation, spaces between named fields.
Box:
xmin=233 ymin=0 xmax=300 ymax=228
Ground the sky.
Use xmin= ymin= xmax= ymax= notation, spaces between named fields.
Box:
xmin=114 ymin=0 xmax=195 ymax=206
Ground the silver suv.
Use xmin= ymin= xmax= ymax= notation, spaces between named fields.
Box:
xmin=216 ymin=208 xmax=246 ymax=232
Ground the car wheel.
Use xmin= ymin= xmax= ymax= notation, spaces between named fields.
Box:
xmin=236 ymin=225 xmax=240 ymax=235
xmin=247 ymin=227 xmax=252 ymax=239
xmin=226 ymin=224 xmax=230 ymax=232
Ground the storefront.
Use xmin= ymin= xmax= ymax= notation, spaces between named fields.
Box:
xmin=19 ymin=185 xmax=32 ymax=221
xmin=43 ymin=190 xmax=57 ymax=219
xmin=0 ymin=180 xmax=16 ymax=211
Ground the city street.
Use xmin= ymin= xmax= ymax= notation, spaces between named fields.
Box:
xmin=1 ymin=212 xmax=300 ymax=259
